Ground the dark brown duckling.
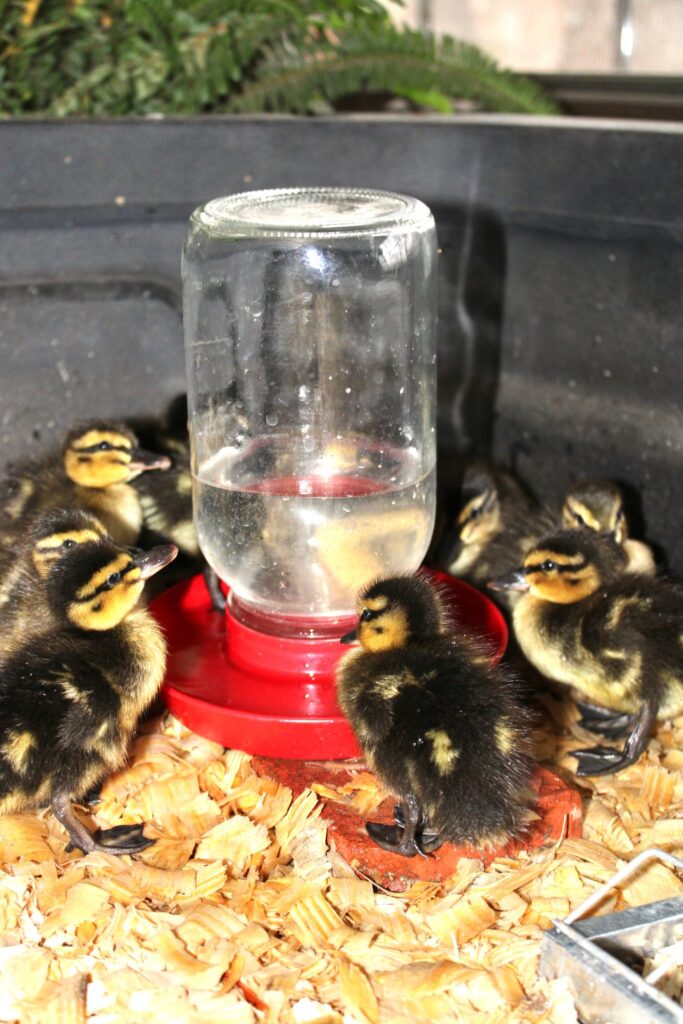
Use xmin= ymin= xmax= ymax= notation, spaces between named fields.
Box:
xmin=336 ymin=574 xmax=534 ymax=857
xmin=438 ymin=463 xmax=555 ymax=593
xmin=0 ymin=536 xmax=177 ymax=854
xmin=0 ymin=420 xmax=171 ymax=548
xmin=561 ymin=478 xmax=656 ymax=576
xmin=490 ymin=529 xmax=683 ymax=776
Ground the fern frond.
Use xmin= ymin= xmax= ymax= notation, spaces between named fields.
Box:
xmin=229 ymin=25 xmax=557 ymax=115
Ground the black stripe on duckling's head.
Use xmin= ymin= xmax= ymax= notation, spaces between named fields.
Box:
xmin=26 ymin=507 xmax=108 ymax=577
xmin=348 ymin=575 xmax=445 ymax=653
xmin=490 ymin=529 xmax=628 ymax=604
xmin=47 ymin=539 xmax=177 ymax=631
xmin=62 ymin=420 xmax=171 ymax=488
xmin=562 ymin=478 xmax=627 ymax=542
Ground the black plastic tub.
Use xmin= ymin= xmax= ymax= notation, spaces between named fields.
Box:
xmin=0 ymin=115 xmax=681 ymax=570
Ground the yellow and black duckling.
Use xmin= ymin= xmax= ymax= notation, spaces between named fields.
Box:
xmin=438 ymin=463 xmax=555 ymax=592
xmin=490 ymin=529 xmax=683 ymax=776
xmin=0 ymin=535 xmax=177 ymax=854
xmin=0 ymin=507 xmax=110 ymax=660
xmin=0 ymin=420 xmax=171 ymax=548
xmin=561 ymin=478 xmax=656 ymax=575
xmin=336 ymin=575 xmax=534 ymax=857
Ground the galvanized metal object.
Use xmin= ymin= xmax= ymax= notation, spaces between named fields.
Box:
xmin=541 ymin=849 xmax=683 ymax=1023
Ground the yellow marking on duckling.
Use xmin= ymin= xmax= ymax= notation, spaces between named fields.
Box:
xmin=364 ymin=595 xmax=389 ymax=613
xmin=2 ymin=730 xmax=35 ymax=775
xmin=76 ymin=553 xmax=133 ymax=600
xmin=659 ymin=672 xmax=683 ymax=717
xmin=71 ymin=430 xmax=132 ymax=452
xmin=605 ymin=595 xmax=642 ymax=631
xmin=359 ymin=607 xmax=410 ymax=653
xmin=494 ymin=720 xmax=515 ymax=755
xmin=32 ymin=527 xmax=105 ymax=575
xmin=47 ymin=669 xmax=89 ymax=705
xmin=170 ymin=519 xmax=199 ymax=556
xmin=372 ymin=670 xmax=420 ymax=698
xmin=426 ymin=729 xmax=459 ymax=775
xmin=177 ymin=472 xmax=192 ymax=496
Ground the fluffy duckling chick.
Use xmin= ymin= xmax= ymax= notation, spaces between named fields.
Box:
xmin=438 ymin=463 xmax=555 ymax=592
xmin=0 ymin=421 xmax=171 ymax=547
xmin=562 ymin=478 xmax=655 ymax=575
xmin=0 ymin=537 xmax=177 ymax=854
xmin=490 ymin=530 xmax=683 ymax=776
xmin=0 ymin=507 xmax=110 ymax=660
xmin=336 ymin=575 xmax=534 ymax=857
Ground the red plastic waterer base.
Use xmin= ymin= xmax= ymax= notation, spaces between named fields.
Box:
xmin=152 ymin=569 xmax=508 ymax=760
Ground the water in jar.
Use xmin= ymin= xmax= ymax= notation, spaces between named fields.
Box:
xmin=193 ymin=434 xmax=435 ymax=624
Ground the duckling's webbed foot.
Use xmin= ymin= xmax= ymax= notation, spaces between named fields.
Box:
xmin=53 ymin=793 xmax=154 ymax=856
xmin=92 ymin=824 xmax=156 ymax=853
xmin=366 ymin=793 xmax=437 ymax=857
xmin=575 ymin=701 xmax=635 ymax=738
xmin=203 ymin=565 xmax=226 ymax=613
xmin=573 ymin=698 xmax=658 ymax=777
xmin=392 ymin=802 xmax=444 ymax=853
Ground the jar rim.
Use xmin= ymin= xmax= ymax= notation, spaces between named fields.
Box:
xmin=192 ymin=186 xmax=434 ymax=239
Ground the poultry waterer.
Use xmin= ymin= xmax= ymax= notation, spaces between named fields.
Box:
xmin=157 ymin=187 xmax=507 ymax=759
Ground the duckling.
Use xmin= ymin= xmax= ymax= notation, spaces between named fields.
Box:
xmin=0 ymin=536 xmax=177 ymax=854
xmin=561 ymin=478 xmax=656 ymax=575
xmin=336 ymin=575 xmax=534 ymax=857
xmin=489 ymin=530 xmax=683 ymax=776
xmin=0 ymin=421 xmax=171 ymax=548
xmin=0 ymin=507 xmax=111 ymax=660
xmin=438 ymin=463 xmax=555 ymax=591
xmin=129 ymin=398 xmax=226 ymax=611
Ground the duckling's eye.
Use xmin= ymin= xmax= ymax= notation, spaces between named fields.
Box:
xmin=104 ymin=571 xmax=122 ymax=588
xmin=541 ymin=560 xmax=556 ymax=572
xmin=360 ymin=608 xmax=373 ymax=622
xmin=62 ymin=539 xmax=76 ymax=550
xmin=572 ymin=512 xmax=586 ymax=527
xmin=97 ymin=441 xmax=112 ymax=452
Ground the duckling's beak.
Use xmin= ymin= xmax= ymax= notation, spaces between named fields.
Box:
xmin=128 ymin=448 xmax=172 ymax=473
xmin=340 ymin=627 xmax=359 ymax=644
xmin=487 ymin=569 xmax=529 ymax=592
xmin=133 ymin=543 xmax=178 ymax=579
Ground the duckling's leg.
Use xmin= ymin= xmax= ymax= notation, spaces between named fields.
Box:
xmin=366 ymin=793 xmax=432 ymax=857
xmin=203 ymin=565 xmax=226 ymax=613
xmin=572 ymin=698 xmax=658 ymax=776
xmin=575 ymin=700 xmax=635 ymax=739
xmin=52 ymin=792 xmax=155 ymax=855
xmin=392 ymin=802 xmax=444 ymax=852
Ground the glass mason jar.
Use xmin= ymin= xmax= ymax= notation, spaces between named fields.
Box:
xmin=183 ymin=187 xmax=437 ymax=637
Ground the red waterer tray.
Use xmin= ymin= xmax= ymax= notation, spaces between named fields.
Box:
xmin=152 ymin=569 xmax=508 ymax=760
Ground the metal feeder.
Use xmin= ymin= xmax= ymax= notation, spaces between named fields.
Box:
xmin=542 ymin=848 xmax=683 ymax=1023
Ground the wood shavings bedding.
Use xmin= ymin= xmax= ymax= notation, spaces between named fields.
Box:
xmin=2 ymin=701 xmax=683 ymax=1023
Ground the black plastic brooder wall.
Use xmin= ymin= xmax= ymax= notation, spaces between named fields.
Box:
xmin=0 ymin=116 xmax=681 ymax=571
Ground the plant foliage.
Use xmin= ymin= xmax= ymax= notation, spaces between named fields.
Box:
xmin=0 ymin=0 xmax=557 ymax=116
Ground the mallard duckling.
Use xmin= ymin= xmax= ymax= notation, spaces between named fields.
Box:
xmin=336 ymin=575 xmax=534 ymax=857
xmin=438 ymin=463 xmax=555 ymax=591
xmin=0 ymin=507 xmax=111 ymax=660
xmin=490 ymin=530 xmax=683 ymax=776
xmin=0 ymin=421 xmax=171 ymax=548
xmin=0 ymin=536 xmax=177 ymax=854
xmin=562 ymin=478 xmax=655 ymax=575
